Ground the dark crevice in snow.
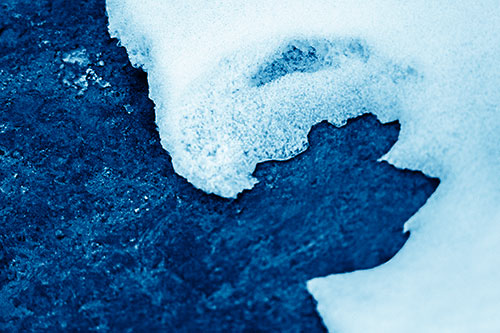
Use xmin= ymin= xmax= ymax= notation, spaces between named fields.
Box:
xmin=251 ymin=39 xmax=370 ymax=87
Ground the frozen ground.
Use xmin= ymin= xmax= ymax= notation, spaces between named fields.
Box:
xmin=0 ymin=1 xmax=440 ymax=331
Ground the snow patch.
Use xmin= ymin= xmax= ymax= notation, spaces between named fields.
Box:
xmin=106 ymin=0 xmax=500 ymax=331
xmin=61 ymin=49 xmax=111 ymax=95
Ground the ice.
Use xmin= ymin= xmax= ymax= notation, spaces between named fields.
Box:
xmin=62 ymin=49 xmax=90 ymax=67
xmin=106 ymin=0 xmax=500 ymax=331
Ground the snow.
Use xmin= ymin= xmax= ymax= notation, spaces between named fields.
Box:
xmin=106 ymin=0 xmax=500 ymax=331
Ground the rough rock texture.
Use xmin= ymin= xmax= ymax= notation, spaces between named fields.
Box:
xmin=0 ymin=1 xmax=439 ymax=331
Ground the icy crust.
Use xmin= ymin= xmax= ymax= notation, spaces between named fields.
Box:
xmin=106 ymin=0 xmax=419 ymax=198
xmin=107 ymin=0 xmax=500 ymax=331
xmin=162 ymin=40 xmax=416 ymax=198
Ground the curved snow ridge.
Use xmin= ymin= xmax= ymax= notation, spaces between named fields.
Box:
xmin=107 ymin=0 xmax=500 ymax=331
xmin=107 ymin=36 xmax=416 ymax=197
xmin=162 ymin=38 xmax=416 ymax=198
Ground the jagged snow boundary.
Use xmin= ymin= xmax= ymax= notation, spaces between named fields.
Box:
xmin=106 ymin=1 xmax=500 ymax=331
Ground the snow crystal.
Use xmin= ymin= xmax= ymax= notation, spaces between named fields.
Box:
xmin=62 ymin=48 xmax=90 ymax=67
xmin=106 ymin=0 xmax=500 ymax=331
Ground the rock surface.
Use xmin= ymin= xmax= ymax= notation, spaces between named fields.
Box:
xmin=0 ymin=1 xmax=438 ymax=331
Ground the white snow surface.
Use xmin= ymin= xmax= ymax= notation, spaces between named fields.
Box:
xmin=106 ymin=0 xmax=500 ymax=331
